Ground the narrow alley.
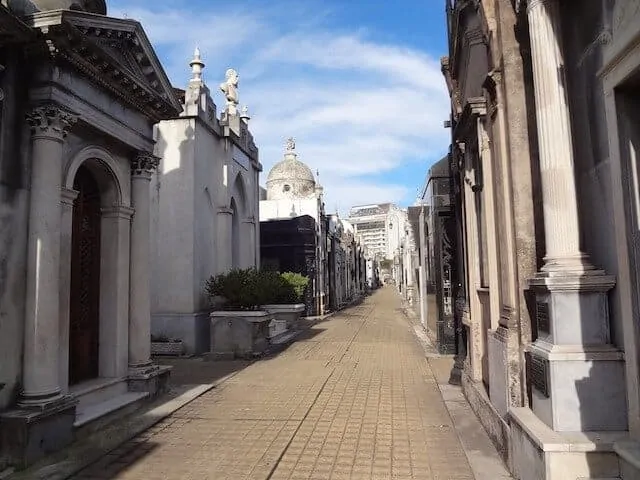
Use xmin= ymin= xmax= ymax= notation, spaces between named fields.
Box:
xmin=62 ymin=288 xmax=504 ymax=480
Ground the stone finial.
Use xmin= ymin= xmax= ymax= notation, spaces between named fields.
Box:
xmin=285 ymin=137 xmax=296 ymax=152
xmin=219 ymin=68 xmax=239 ymax=115
xmin=189 ymin=46 xmax=205 ymax=82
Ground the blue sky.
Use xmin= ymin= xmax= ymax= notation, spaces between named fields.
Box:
xmin=110 ymin=0 xmax=450 ymax=212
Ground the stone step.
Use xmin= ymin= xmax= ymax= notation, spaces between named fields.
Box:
xmin=69 ymin=377 xmax=128 ymax=413
xmin=74 ymin=391 xmax=149 ymax=428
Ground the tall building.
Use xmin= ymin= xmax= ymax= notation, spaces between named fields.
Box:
xmin=347 ymin=203 xmax=407 ymax=260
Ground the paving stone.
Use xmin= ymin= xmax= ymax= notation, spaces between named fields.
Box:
xmin=70 ymin=289 xmax=477 ymax=479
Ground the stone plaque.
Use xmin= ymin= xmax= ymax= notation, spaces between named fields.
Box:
xmin=536 ymin=301 xmax=550 ymax=334
xmin=529 ymin=354 xmax=549 ymax=398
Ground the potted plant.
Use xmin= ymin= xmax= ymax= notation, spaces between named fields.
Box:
xmin=262 ymin=271 xmax=310 ymax=331
xmin=150 ymin=334 xmax=185 ymax=356
xmin=204 ymin=268 xmax=274 ymax=359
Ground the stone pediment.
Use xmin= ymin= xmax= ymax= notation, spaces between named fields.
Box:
xmin=26 ymin=10 xmax=181 ymax=121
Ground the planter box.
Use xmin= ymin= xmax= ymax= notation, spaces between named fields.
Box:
xmin=262 ymin=304 xmax=306 ymax=330
xmin=151 ymin=341 xmax=184 ymax=356
xmin=151 ymin=312 xmax=210 ymax=354
xmin=209 ymin=310 xmax=273 ymax=360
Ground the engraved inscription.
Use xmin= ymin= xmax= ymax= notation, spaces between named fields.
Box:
xmin=536 ymin=301 xmax=550 ymax=334
xmin=529 ymin=354 xmax=549 ymax=398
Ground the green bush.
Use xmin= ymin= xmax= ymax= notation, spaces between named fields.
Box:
xmin=204 ymin=268 xmax=310 ymax=309
xmin=205 ymin=268 xmax=263 ymax=310
xmin=281 ymin=272 xmax=310 ymax=303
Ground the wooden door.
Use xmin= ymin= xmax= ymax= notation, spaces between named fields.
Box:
xmin=69 ymin=166 xmax=101 ymax=385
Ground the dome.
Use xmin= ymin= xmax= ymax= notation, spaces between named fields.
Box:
xmin=29 ymin=0 xmax=107 ymax=14
xmin=266 ymin=138 xmax=317 ymax=200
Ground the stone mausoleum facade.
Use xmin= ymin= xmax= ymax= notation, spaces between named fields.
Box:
xmin=0 ymin=0 xmax=184 ymax=470
xmin=444 ymin=0 xmax=640 ymax=478
xmin=150 ymin=49 xmax=261 ymax=355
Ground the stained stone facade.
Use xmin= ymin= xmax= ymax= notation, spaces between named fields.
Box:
xmin=150 ymin=50 xmax=261 ymax=355
xmin=444 ymin=0 xmax=640 ymax=478
xmin=0 ymin=1 xmax=181 ymax=470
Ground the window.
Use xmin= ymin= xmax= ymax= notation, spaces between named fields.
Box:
xmin=283 ymin=184 xmax=291 ymax=192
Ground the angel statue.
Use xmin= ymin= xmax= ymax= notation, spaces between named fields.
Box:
xmin=219 ymin=68 xmax=239 ymax=115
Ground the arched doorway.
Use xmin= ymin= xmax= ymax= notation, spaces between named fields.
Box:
xmin=69 ymin=165 xmax=102 ymax=385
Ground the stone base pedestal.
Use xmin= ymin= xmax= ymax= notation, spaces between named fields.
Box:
xmin=207 ymin=311 xmax=272 ymax=360
xmin=530 ymin=342 xmax=626 ymax=431
xmin=0 ymin=396 xmax=77 ymax=469
xmin=127 ymin=365 xmax=172 ymax=397
xmin=528 ymin=273 xmax=627 ymax=431
xmin=151 ymin=312 xmax=211 ymax=354
xmin=510 ymin=407 xmax=625 ymax=480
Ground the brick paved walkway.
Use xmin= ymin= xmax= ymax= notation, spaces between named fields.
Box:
xmin=72 ymin=288 xmax=475 ymax=480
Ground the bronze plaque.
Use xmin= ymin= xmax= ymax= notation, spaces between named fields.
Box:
xmin=536 ymin=301 xmax=550 ymax=334
xmin=529 ymin=354 xmax=549 ymax=398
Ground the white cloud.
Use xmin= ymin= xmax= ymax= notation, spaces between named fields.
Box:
xmin=111 ymin=0 xmax=449 ymax=211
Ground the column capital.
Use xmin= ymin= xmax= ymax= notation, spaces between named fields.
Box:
xmin=131 ymin=152 xmax=160 ymax=178
xmin=26 ymin=104 xmax=77 ymax=141
xmin=527 ymin=0 xmax=554 ymax=13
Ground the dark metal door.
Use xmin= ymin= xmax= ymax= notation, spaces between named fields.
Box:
xmin=69 ymin=166 xmax=101 ymax=385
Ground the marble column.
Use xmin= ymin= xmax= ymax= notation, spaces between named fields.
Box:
xmin=524 ymin=0 xmax=625 ymax=433
xmin=527 ymin=0 xmax=595 ymax=275
xmin=128 ymin=152 xmax=159 ymax=373
xmin=21 ymin=104 xmax=76 ymax=407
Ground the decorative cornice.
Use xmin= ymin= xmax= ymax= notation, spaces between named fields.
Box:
xmin=131 ymin=152 xmax=159 ymax=177
xmin=26 ymin=104 xmax=77 ymax=141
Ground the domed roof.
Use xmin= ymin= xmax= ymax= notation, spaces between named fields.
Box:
xmin=266 ymin=138 xmax=317 ymax=200
xmin=30 ymin=0 xmax=107 ymax=14
xmin=267 ymin=156 xmax=315 ymax=184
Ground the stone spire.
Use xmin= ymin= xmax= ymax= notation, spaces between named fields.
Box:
xmin=189 ymin=46 xmax=205 ymax=83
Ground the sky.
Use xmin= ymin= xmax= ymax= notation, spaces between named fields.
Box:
xmin=110 ymin=0 xmax=451 ymax=214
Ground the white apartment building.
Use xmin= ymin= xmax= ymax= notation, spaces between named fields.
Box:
xmin=347 ymin=203 xmax=407 ymax=260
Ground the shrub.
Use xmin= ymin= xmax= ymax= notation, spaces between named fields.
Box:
xmin=205 ymin=268 xmax=264 ymax=310
xmin=204 ymin=268 xmax=310 ymax=309
xmin=281 ymin=272 xmax=310 ymax=303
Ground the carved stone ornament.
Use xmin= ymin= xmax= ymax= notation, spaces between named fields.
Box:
xmin=26 ymin=104 xmax=77 ymax=139
xmin=131 ymin=152 xmax=160 ymax=177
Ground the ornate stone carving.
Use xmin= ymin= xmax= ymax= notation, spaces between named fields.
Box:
xmin=131 ymin=152 xmax=159 ymax=177
xmin=30 ymin=19 xmax=181 ymax=122
xmin=26 ymin=104 xmax=77 ymax=139
xmin=219 ymin=68 xmax=239 ymax=115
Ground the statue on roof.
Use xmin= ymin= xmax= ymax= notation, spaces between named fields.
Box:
xmin=285 ymin=137 xmax=296 ymax=152
xmin=220 ymin=68 xmax=239 ymax=115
